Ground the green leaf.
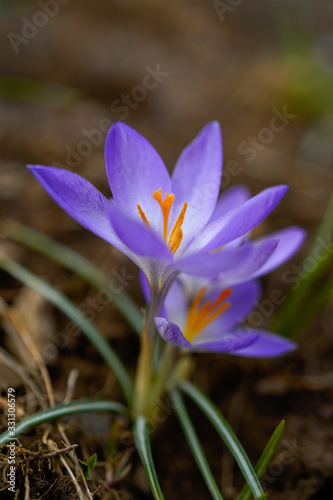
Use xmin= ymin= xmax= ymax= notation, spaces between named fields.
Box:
xmin=272 ymin=241 xmax=333 ymax=336
xmin=78 ymin=453 xmax=98 ymax=480
xmin=0 ymin=399 xmax=128 ymax=446
xmin=178 ymin=381 xmax=264 ymax=499
xmin=170 ymin=389 xmax=224 ymax=500
xmin=293 ymin=275 xmax=333 ymax=333
xmin=133 ymin=416 xmax=164 ymax=500
xmin=78 ymin=459 xmax=91 ymax=480
xmin=6 ymin=221 xmax=142 ymax=334
xmin=272 ymin=193 xmax=333 ymax=337
xmin=237 ymin=420 xmax=285 ymax=500
xmin=87 ymin=453 xmax=97 ymax=468
xmin=0 ymin=252 xmax=133 ymax=404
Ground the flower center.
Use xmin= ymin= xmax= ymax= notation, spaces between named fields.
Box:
xmin=183 ymin=287 xmax=232 ymax=342
xmin=137 ymin=188 xmax=187 ymax=254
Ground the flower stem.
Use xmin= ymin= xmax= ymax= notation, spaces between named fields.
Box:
xmin=132 ymin=272 xmax=181 ymax=417
xmin=133 ymin=318 xmax=152 ymax=417
xmin=133 ymin=280 xmax=170 ymax=417
xmin=147 ymin=343 xmax=176 ymax=415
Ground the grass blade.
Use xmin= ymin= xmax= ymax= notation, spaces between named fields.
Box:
xmin=178 ymin=381 xmax=264 ymax=499
xmin=0 ymin=252 xmax=133 ymax=404
xmin=0 ymin=399 xmax=128 ymax=446
xmin=272 ymin=193 xmax=333 ymax=337
xmin=237 ymin=420 xmax=285 ymax=500
xmin=6 ymin=221 xmax=142 ymax=334
xmin=133 ymin=416 xmax=164 ymax=500
xmin=292 ymin=275 xmax=333 ymax=333
xmin=170 ymin=388 xmax=224 ymax=500
xmin=272 ymin=241 xmax=333 ymax=336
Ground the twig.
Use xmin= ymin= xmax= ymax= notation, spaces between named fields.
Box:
xmin=64 ymin=368 xmax=79 ymax=404
xmin=8 ymin=309 xmax=55 ymax=407
xmin=24 ymin=474 xmax=30 ymax=500
xmin=0 ymin=300 xmax=46 ymax=409
xmin=46 ymin=439 xmax=91 ymax=500
xmin=38 ymin=478 xmax=58 ymax=499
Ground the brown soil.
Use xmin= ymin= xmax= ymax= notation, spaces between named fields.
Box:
xmin=0 ymin=1 xmax=333 ymax=498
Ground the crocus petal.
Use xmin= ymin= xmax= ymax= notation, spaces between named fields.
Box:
xmin=216 ymin=239 xmax=281 ymax=286
xmin=27 ymin=166 xmax=126 ymax=252
xmin=163 ymin=279 xmax=188 ymax=329
xmin=248 ymin=227 xmax=306 ymax=279
xmin=170 ymin=122 xmax=222 ymax=248
xmin=176 ymin=239 xmax=278 ymax=279
xmin=105 ymin=122 xmax=171 ymax=229
xmin=193 ymin=329 xmax=259 ymax=353
xmin=209 ymin=185 xmax=251 ymax=222
xmin=197 ymin=281 xmax=261 ymax=341
xmin=187 ymin=185 xmax=289 ymax=253
xmin=155 ymin=317 xmax=192 ymax=348
xmin=232 ymin=331 xmax=297 ymax=357
xmin=209 ymin=185 xmax=252 ymax=249
xmin=109 ymin=205 xmax=172 ymax=261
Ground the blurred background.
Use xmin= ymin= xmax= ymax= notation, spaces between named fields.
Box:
xmin=0 ymin=1 xmax=333 ymax=499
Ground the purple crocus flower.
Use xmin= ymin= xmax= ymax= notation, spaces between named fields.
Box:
xmin=142 ymin=275 xmax=296 ymax=357
xmin=28 ymin=121 xmax=302 ymax=312
xmin=176 ymin=184 xmax=306 ymax=284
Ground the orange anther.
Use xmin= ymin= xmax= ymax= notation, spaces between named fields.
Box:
xmin=168 ymin=202 xmax=187 ymax=254
xmin=137 ymin=204 xmax=151 ymax=230
xmin=137 ymin=189 xmax=187 ymax=255
xmin=206 ymin=288 xmax=232 ymax=314
xmin=183 ymin=287 xmax=232 ymax=342
xmin=153 ymin=188 xmax=175 ymax=241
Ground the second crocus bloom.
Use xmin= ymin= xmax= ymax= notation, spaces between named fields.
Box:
xmin=152 ymin=275 xmax=296 ymax=357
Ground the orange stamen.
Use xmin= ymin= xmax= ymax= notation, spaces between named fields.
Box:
xmin=153 ymin=189 xmax=175 ymax=242
xmin=206 ymin=288 xmax=232 ymax=314
xmin=137 ymin=204 xmax=151 ymax=229
xmin=137 ymin=188 xmax=188 ymax=254
xmin=188 ymin=287 xmax=207 ymax=316
xmin=210 ymin=245 xmax=225 ymax=254
xmin=168 ymin=202 xmax=187 ymax=254
xmin=183 ymin=287 xmax=232 ymax=342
